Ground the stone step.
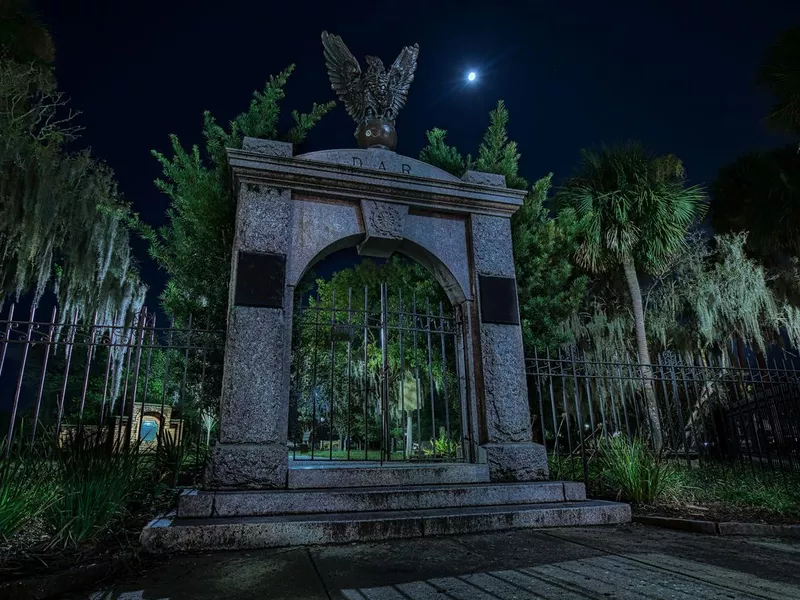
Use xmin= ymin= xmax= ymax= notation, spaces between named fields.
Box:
xmin=178 ymin=481 xmax=587 ymax=518
xmin=286 ymin=461 xmax=490 ymax=489
xmin=141 ymin=500 xmax=631 ymax=553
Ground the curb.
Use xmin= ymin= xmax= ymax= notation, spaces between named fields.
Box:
xmin=635 ymin=515 xmax=800 ymax=538
xmin=0 ymin=551 xmax=139 ymax=600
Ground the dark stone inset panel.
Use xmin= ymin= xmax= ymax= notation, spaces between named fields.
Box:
xmin=234 ymin=252 xmax=286 ymax=308
xmin=479 ymin=275 xmax=519 ymax=325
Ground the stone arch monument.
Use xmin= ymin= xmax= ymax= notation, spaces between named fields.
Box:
xmin=141 ymin=34 xmax=630 ymax=553
xmin=205 ymin=137 xmax=549 ymax=488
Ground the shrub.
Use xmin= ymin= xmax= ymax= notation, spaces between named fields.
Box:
xmin=155 ymin=429 xmax=188 ymax=486
xmin=44 ymin=432 xmax=148 ymax=547
xmin=599 ymin=436 xmax=682 ymax=504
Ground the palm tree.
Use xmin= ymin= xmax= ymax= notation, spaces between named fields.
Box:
xmin=0 ymin=0 xmax=55 ymax=64
xmin=556 ymin=143 xmax=707 ymax=451
xmin=760 ymin=22 xmax=800 ymax=137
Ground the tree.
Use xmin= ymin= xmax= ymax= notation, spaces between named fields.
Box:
xmin=418 ymin=128 xmax=465 ymax=177
xmin=711 ymin=145 xmax=800 ymax=262
xmin=710 ymin=145 xmax=800 ymax=306
xmin=418 ymin=100 xmax=527 ymax=189
xmin=131 ymin=65 xmax=334 ymax=330
xmin=0 ymin=58 xmax=145 ymax=324
xmin=473 ymin=100 xmax=527 ymax=190
xmin=555 ymin=143 xmax=707 ymax=450
xmin=419 ymin=102 xmax=586 ymax=351
xmin=0 ymin=0 xmax=54 ymax=64
xmin=760 ymin=22 xmax=800 ymax=136
xmin=511 ymin=174 xmax=587 ymax=350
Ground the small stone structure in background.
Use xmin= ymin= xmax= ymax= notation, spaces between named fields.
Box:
xmin=59 ymin=403 xmax=179 ymax=447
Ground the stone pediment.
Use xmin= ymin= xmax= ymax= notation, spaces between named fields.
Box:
xmin=294 ymin=148 xmax=461 ymax=182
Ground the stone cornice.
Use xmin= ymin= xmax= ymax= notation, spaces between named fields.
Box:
xmin=226 ymin=148 xmax=527 ymax=217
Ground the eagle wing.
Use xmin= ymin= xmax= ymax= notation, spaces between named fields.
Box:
xmin=387 ymin=43 xmax=419 ymax=120
xmin=321 ymin=31 xmax=365 ymax=122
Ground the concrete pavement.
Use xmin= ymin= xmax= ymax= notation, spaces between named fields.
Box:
xmin=79 ymin=524 xmax=800 ymax=599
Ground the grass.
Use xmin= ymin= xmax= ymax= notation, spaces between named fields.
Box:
xmin=0 ymin=442 xmax=60 ymax=540
xmin=549 ymin=438 xmax=800 ymax=518
xmin=598 ymin=436 xmax=682 ymax=504
xmin=43 ymin=432 xmax=150 ymax=547
xmin=676 ymin=464 xmax=800 ymax=516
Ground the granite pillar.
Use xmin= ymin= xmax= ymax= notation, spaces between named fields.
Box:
xmin=469 ymin=210 xmax=549 ymax=482
xmin=207 ymin=140 xmax=294 ymax=489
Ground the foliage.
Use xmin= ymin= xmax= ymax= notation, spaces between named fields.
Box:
xmin=0 ymin=0 xmax=54 ymax=64
xmin=555 ymin=143 xmax=706 ymax=275
xmin=0 ymin=433 xmax=58 ymax=539
xmin=44 ymin=432 xmax=148 ymax=547
xmin=512 ymin=174 xmax=588 ymax=350
xmin=423 ymin=431 xmax=459 ymax=459
xmin=760 ymin=22 xmax=800 ymax=136
xmin=710 ymin=145 xmax=800 ymax=309
xmin=598 ymin=436 xmax=682 ymax=504
xmin=419 ymin=101 xmax=527 ymax=189
xmin=473 ymin=100 xmax=527 ymax=190
xmin=677 ymin=465 xmax=800 ymax=515
xmin=130 ymin=65 xmax=334 ymax=329
xmin=0 ymin=58 xmax=146 ymax=323
xmin=646 ymin=232 xmax=800 ymax=354
xmin=418 ymin=128 xmax=466 ymax=177
xmin=155 ymin=429 xmax=187 ymax=486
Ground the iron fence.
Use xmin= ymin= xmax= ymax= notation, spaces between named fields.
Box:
xmin=289 ymin=283 xmax=469 ymax=462
xmin=526 ymin=349 xmax=800 ymax=483
xmin=0 ymin=304 xmax=223 ymax=472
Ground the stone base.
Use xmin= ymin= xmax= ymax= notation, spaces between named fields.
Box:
xmin=141 ymin=500 xmax=631 ymax=553
xmin=206 ymin=443 xmax=287 ymax=489
xmin=481 ymin=442 xmax=549 ymax=482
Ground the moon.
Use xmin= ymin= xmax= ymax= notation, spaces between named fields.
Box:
xmin=467 ymin=71 xmax=477 ymax=82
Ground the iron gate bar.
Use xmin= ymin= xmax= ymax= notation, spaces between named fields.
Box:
xmin=425 ymin=298 xmax=436 ymax=458
xmin=172 ymin=314 xmax=193 ymax=464
xmin=439 ymin=301 xmax=450 ymax=440
xmin=156 ymin=318 xmax=174 ymax=456
xmin=413 ymin=293 xmax=422 ymax=459
xmin=77 ymin=311 xmax=98 ymax=428
xmin=399 ymin=289 xmax=405 ymax=459
xmin=363 ymin=285 xmax=369 ymax=461
xmin=329 ymin=289 xmax=336 ymax=461
xmin=55 ymin=309 xmax=78 ymax=438
xmin=7 ymin=304 xmax=35 ymax=455
xmin=31 ymin=306 xmax=57 ymax=442
xmin=780 ymin=357 xmax=800 ymax=470
xmin=346 ymin=287 xmax=353 ymax=461
xmin=0 ymin=303 xmax=13 ymax=379
xmin=138 ymin=315 xmax=156 ymax=442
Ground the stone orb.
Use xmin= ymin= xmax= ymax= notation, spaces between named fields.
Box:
xmin=356 ymin=118 xmax=398 ymax=151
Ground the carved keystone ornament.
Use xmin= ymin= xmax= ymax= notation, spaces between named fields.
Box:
xmin=358 ymin=200 xmax=408 ymax=258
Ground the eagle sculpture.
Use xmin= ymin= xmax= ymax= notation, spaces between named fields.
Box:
xmin=322 ymin=32 xmax=419 ymax=147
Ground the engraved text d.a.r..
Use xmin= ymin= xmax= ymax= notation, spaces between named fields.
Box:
xmin=351 ymin=156 xmax=412 ymax=175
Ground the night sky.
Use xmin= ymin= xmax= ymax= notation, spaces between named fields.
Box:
xmin=36 ymin=0 xmax=800 ymax=304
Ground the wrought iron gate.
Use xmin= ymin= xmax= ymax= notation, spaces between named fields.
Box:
xmin=289 ymin=283 xmax=467 ymax=462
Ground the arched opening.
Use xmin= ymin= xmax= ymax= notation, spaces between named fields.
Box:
xmin=288 ymin=247 xmax=469 ymax=462
xmin=140 ymin=414 xmax=160 ymax=443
